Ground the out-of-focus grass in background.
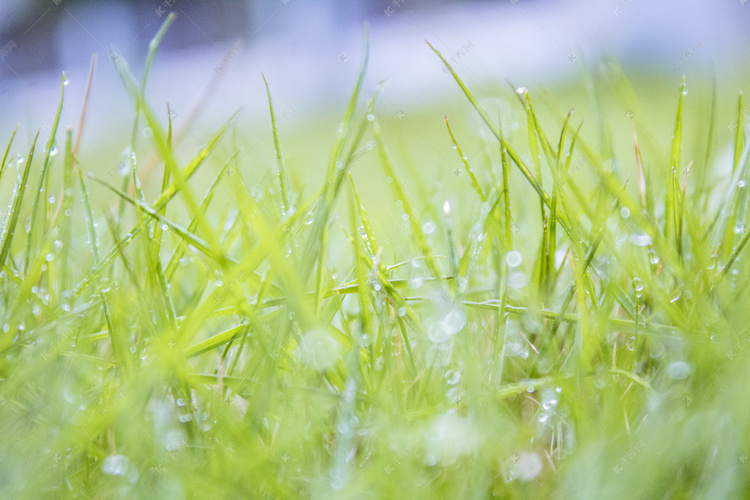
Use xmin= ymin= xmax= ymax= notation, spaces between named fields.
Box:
xmin=3 ymin=1 xmax=750 ymax=499
xmin=1 ymin=0 xmax=749 ymax=190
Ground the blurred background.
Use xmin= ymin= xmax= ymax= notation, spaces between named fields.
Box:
xmin=0 ymin=0 xmax=749 ymax=208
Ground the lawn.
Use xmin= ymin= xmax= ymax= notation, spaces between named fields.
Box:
xmin=2 ymin=18 xmax=750 ymax=499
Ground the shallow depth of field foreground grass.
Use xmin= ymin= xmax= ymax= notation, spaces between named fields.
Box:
xmin=4 ymin=19 xmax=750 ymax=499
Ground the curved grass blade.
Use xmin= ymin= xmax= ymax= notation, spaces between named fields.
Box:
xmin=444 ymin=115 xmax=486 ymax=202
xmin=263 ymin=74 xmax=291 ymax=217
xmin=373 ymin=119 xmax=442 ymax=281
xmin=78 ymin=168 xmax=134 ymax=378
xmin=0 ymin=132 xmax=38 ymax=272
xmin=60 ymin=129 xmax=75 ymax=291
xmin=305 ymin=24 xmax=370 ymax=310
xmin=428 ymin=41 xmax=574 ymax=239
xmin=0 ymin=125 xmax=17 ymax=182
xmin=25 ymin=74 xmax=66 ymax=271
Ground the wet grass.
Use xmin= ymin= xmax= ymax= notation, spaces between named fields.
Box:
xmin=2 ymin=17 xmax=750 ymax=499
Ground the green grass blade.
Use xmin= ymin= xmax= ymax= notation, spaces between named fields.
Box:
xmin=0 ymin=125 xmax=17 ymax=182
xmin=0 ymin=132 xmax=38 ymax=272
xmin=24 ymin=73 xmax=66 ymax=272
xmin=77 ymin=168 xmax=134 ymax=378
xmin=668 ymin=78 xmax=686 ymax=255
xmin=263 ymin=74 xmax=291 ymax=216
xmin=444 ymin=115 xmax=486 ymax=202
xmin=60 ymin=129 xmax=75 ymax=291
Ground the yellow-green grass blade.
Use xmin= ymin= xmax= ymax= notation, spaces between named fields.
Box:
xmin=428 ymin=41 xmax=574 ymax=239
xmin=60 ymin=129 xmax=75 ymax=292
xmin=0 ymin=125 xmax=17 ymax=182
xmin=25 ymin=73 xmax=66 ymax=273
xmin=85 ymin=172 xmax=219 ymax=261
xmin=444 ymin=115 xmax=486 ymax=202
xmin=306 ymin=24 xmax=370 ymax=311
xmin=374 ymin=119 xmax=442 ymax=281
xmin=165 ymin=151 xmax=238 ymax=280
xmin=263 ymin=74 xmax=291 ymax=216
xmin=77 ymin=169 xmax=134 ymax=378
xmin=0 ymin=132 xmax=38 ymax=273
xmin=668 ymin=78 xmax=686 ymax=256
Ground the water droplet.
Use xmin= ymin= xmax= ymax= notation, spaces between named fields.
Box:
xmin=424 ymin=411 xmax=479 ymax=467
xmin=509 ymin=272 xmax=529 ymax=289
xmin=178 ymin=413 xmax=193 ymax=423
xmin=666 ymin=361 xmax=691 ymax=380
xmin=426 ymin=301 xmax=466 ymax=343
xmin=625 ymin=336 xmax=636 ymax=351
xmin=142 ymin=127 xmax=153 ymax=138
xmin=446 ymin=370 xmax=461 ymax=385
xmin=101 ymin=454 xmax=129 ymax=476
xmin=537 ymin=357 xmax=552 ymax=374
xmin=682 ymin=87 xmax=688 ymax=95
xmin=421 ymin=220 xmax=436 ymax=235
xmin=630 ymin=233 xmax=652 ymax=246
xmin=45 ymin=253 xmax=54 ymax=262
xmin=366 ymin=113 xmax=374 ymax=122
xmin=342 ymin=294 xmax=361 ymax=319
xmin=516 ymin=452 xmax=543 ymax=481
xmin=176 ymin=398 xmax=185 ymax=407
xmin=64 ymin=209 xmax=72 ymax=217
xmin=298 ymin=328 xmax=342 ymax=371
xmin=443 ymin=200 xmax=451 ymax=216
xmin=161 ymin=224 xmax=168 ymax=231
xmin=734 ymin=224 xmax=745 ymax=235
xmin=650 ymin=342 xmax=665 ymax=359
xmin=649 ymin=251 xmax=660 ymax=265
xmin=739 ymin=180 xmax=747 ymax=188
xmin=515 ymin=87 xmax=528 ymax=95
xmin=632 ymin=278 xmax=644 ymax=292
xmin=620 ymin=207 xmax=630 ymax=218
xmin=526 ymin=386 xmax=535 ymax=393
xmin=505 ymin=250 xmax=523 ymax=268
xmin=49 ymin=146 xmax=58 ymax=157
xmin=48 ymin=195 xmax=56 ymax=204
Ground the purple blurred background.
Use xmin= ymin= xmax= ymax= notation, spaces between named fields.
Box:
xmin=0 ymin=0 xmax=748 ymax=154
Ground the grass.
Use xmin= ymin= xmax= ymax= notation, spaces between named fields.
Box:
xmin=2 ymin=18 xmax=750 ymax=499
